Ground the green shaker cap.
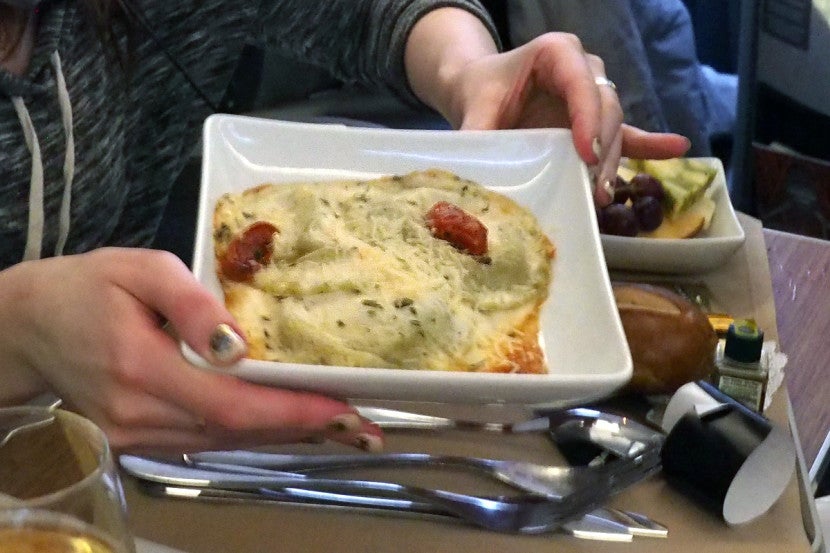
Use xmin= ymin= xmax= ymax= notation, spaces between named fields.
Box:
xmin=724 ymin=319 xmax=764 ymax=363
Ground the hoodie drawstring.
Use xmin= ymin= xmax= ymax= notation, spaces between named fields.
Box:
xmin=52 ymin=51 xmax=75 ymax=257
xmin=11 ymin=96 xmax=44 ymax=261
xmin=11 ymin=50 xmax=75 ymax=261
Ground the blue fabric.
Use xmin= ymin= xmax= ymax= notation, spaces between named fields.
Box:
xmin=509 ymin=0 xmax=738 ymax=156
xmin=629 ymin=0 xmax=711 ymax=152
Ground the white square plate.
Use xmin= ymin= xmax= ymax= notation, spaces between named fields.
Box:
xmin=601 ymin=158 xmax=745 ymax=274
xmin=186 ymin=115 xmax=631 ymax=406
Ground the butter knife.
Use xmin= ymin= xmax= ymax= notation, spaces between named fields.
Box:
xmin=138 ymin=481 xmax=635 ymax=542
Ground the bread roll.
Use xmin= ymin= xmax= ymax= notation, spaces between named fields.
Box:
xmin=613 ymin=282 xmax=718 ymax=394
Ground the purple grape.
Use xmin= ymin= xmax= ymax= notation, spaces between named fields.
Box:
xmin=612 ymin=175 xmax=631 ymax=204
xmin=629 ymin=173 xmax=664 ymax=201
xmin=600 ymin=203 xmax=639 ymax=237
xmin=632 ymin=196 xmax=664 ymax=231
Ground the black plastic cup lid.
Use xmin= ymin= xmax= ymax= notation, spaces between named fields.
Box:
xmin=660 ymin=382 xmax=795 ymax=525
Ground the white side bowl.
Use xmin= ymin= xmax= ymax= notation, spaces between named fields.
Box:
xmin=601 ymin=157 xmax=745 ymax=274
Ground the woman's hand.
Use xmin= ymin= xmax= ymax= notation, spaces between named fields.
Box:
xmin=0 ymin=248 xmax=382 ymax=454
xmin=445 ymin=35 xmax=692 ymax=204
xmin=405 ymin=9 xmax=690 ymax=206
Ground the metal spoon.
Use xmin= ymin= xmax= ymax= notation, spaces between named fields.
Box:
xmin=356 ymin=406 xmax=664 ymax=460
xmin=186 ymin=406 xmax=663 ymax=500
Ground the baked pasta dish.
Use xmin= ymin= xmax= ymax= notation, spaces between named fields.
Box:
xmin=213 ymin=169 xmax=555 ymax=373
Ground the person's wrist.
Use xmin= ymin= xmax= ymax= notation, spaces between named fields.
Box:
xmin=404 ymin=7 xmax=497 ymax=128
xmin=0 ymin=262 xmax=50 ymax=405
xmin=430 ymin=57 xmax=471 ymax=128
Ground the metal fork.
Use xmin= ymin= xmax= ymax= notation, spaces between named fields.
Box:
xmin=120 ymin=450 xmax=661 ymax=534
xmin=185 ymin=450 xmax=611 ymax=500
xmin=181 ymin=455 xmax=667 ymax=538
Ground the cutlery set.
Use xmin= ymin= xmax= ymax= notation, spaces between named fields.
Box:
xmin=121 ymin=406 xmax=669 ymax=541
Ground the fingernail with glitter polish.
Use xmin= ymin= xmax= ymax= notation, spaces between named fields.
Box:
xmin=355 ymin=433 xmax=384 ymax=453
xmin=326 ymin=413 xmax=362 ymax=433
xmin=208 ymin=323 xmax=247 ymax=365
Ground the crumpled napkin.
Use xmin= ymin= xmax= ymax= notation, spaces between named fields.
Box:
xmin=761 ymin=340 xmax=788 ymax=412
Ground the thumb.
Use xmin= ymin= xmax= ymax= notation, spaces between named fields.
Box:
xmin=114 ymin=249 xmax=247 ymax=366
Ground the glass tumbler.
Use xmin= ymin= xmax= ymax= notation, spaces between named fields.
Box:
xmin=0 ymin=406 xmax=135 ymax=553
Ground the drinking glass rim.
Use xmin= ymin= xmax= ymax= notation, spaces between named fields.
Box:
xmin=0 ymin=406 xmax=112 ymax=508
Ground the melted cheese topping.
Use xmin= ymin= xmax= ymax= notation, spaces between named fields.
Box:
xmin=214 ymin=169 xmax=554 ymax=373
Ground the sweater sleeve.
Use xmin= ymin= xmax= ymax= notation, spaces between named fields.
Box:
xmin=257 ymin=0 xmax=501 ymax=106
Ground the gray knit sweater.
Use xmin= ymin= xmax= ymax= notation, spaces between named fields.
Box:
xmin=0 ymin=0 xmax=495 ymax=269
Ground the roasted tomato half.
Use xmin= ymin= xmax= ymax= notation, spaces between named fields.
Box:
xmin=425 ymin=201 xmax=488 ymax=256
xmin=219 ymin=221 xmax=278 ymax=282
